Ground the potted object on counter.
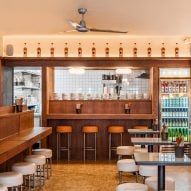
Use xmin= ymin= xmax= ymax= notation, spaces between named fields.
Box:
xmin=124 ymin=103 xmax=131 ymax=114
xmin=76 ymin=103 xmax=82 ymax=114
xmin=161 ymin=123 xmax=168 ymax=141
xmin=15 ymin=97 xmax=24 ymax=112
xmin=175 ymin=134 xmax=184 ymax=158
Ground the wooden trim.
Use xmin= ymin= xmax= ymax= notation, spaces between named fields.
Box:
xmin=46 ymin=113 xmax=156 ymax=120
xmin=0 ymin=59 xmax=3 ymax=105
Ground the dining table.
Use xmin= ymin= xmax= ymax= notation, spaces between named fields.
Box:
xmin=131 ymin=137 xmax=174 ymax=152
xmin=134 ymin=152 xmax=191 ymax=191
xmin=128 ymin=129 xmax=160 ymax=136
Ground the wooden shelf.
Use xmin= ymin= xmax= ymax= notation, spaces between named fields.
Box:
xmin=46 ymin=113 xmax=156 ymax=120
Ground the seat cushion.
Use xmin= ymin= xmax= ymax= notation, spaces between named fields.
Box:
xmin=139 ymin=166 xmax=157 ymax=177
xmin=145 ymin=176 xmax=175 ymax=191
xmin=117 ymin=159 xmax=139 ymax=172
xmin=117 ymin=183 xmax=148 ymax=191
xmin=12 ymin=162 xmax=36 ymax=175
xmin=32 ymin=148 xmax=52 ymax=158
xmin=0 ymin=172 xmax=23 ymax=187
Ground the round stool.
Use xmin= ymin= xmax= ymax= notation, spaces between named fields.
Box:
xmin=116 ymin=146 xmax=135 ymax=160
xmin=33 ymin=148 xmax=52 ymax=179
xmin=139 ymin=166 xmax=157 ymax=183
xmin=117 ymin=183 xmax=148 ymax=191
xmin=108 ymin=125 xmax=124 ymax=160
xmin=145 ymin=176 xmax=175 ymax=191
xmin=25 ymin=155 xmax=46 ymax=187
xmin=12 ymin=162 xmax=36 ymax=191
xmin=0 ymin=185 xmax=8 ymax=191
xmin=133 ymin=126 xmax=148 ymax=130
xmin=57 ymin=125 xmax=72 ymax=161
xmin=0 ymin=172 xmax=23 ymax=190
xmin=82 ymin=126 xmax=98 ymax=161
xmin=117 ymin=159 xmax=139 ymax=184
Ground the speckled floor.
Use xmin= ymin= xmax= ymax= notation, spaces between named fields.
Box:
xmin=37 ymin=161 xmax=191 ymax=191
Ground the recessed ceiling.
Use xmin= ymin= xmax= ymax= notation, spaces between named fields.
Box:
xmin=0 ymin=0 xmax=191 ymax=36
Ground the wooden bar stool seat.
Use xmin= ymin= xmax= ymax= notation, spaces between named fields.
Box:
xmin=82 ymin=126 xmax=98 ymax=161
xmin=133 ymin=126 xmax=148 ymax=130
xmin=56 ymin=125 xmax=72 ymax=161
xmin=108 ymin=125 xmax=124 ymax=160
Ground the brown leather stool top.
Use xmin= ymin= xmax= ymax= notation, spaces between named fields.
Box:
xmin=108 ymin=125 xmax=125 ymax=133
xmin=82 ymin=126 xmax=98 ymax=133
xmin=133 ymin=126 xmax=148 ymax=130
xmin=57 ymin=126 xmax=72 ymax=133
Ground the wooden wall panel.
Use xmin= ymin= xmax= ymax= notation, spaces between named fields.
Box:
xmin=19 ymin=111 xmax=34 ymax=131
xmin=49 ymin=100 xmax=152 ymax=114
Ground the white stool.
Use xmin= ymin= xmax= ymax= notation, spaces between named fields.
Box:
xmin=12 ymin=162 xmax=36 ymax=191
xmin=117 ymin=183 xmax=148 ymax=191
xmin=32 ymin=148 xmax=52 ymax=179
xmin=25 ymin=154 xmax=46 ymax=187
xmin=145 ymin=176 xmax=175 ymax=191
xmin=0 ymin=172 xmax=23 ymax=190
xmin=117 ymin=159 xmax=139 ymax=184
xmin=116 ymin=146 xmax=135 ymax=160
xmin=134 ymin=146 xmax=148 ymax=153
xmin=139 ymin=166 xmax=157 ymax=183
xmin=0 ymin=185 xmax=8 ymax=191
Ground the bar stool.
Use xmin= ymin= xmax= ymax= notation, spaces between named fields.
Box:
xmin=0 ymin=172 xmax=23 ymax=190
xmin=108 ymin=125 xmax=124 ymax=160
xmin=57 ymin=125 xmax=72 ymax=161
xmin=117 ymin=183 xmax=148 ymax=191
xmin=82 ymin=125 xmax=98 ymax=161
xmin=0 ymin=185 xmax=7 ymax=191
xmin=145 ymin=176 xmax=175 ymax=191
xmin=133 ymin=125 xmax=148 ymax=130
xmin=32 ymin=148 xmax=52 ymax=179
xmin=117 ymin=159 xmax=139 ymax=184
xmin=25 ymin=154 xmax=46 ymax=187
xmin=12 ymin=162 xmax=36 ymax=191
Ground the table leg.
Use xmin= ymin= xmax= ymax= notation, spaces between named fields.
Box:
xmin=148 ymin=145 xmax=153 ymax=152
xmin=158 ymin=165 xmax=165 ymax=191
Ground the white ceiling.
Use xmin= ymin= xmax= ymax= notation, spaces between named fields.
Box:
xmin=0 ymin=0 xmax=191 ymax=36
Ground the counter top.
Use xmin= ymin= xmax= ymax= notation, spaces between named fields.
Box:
xmin=46 ymin=113 xmax=156 ymax=120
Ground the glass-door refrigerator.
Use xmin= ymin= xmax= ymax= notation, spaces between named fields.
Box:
xmin=159 ymin=68 xmax=190 ymax=142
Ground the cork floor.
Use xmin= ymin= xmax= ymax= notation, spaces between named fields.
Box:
xmin=38 ymin=161 xmax=191 ymax=191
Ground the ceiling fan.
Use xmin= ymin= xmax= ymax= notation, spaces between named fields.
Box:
xmin=67 ymin=8 xmax=128 ymax=34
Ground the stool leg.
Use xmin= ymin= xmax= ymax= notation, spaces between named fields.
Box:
xmin=50 ymin=157 xmax=52 ymax=176
xmin=135 ymin=171 xmax=138 ymax=183
xmin=32 ymin=173 xmax=35 ymax=189
xmin=84 ymin=133 xmax=86 ymax=161
xmin=95 ymin=133 xmax=97 ymax=161
xmin=120 ymin=133 xmax=123 ymax=146
xmin=118 ymin=171 xmax=122 ymax=184
xmin=46 ymin=158 xmax=49 ymax=179
xmin=68 ymin=133 xmax=70 ymax=161
xmin=109 ymin=133 xmax=111 ymax=160
xmin=57 ymin=133 xmax=59 ymax=160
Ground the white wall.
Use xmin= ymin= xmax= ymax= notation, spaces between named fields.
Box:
xmin=3 ymin=35 xmax=191 ymax=57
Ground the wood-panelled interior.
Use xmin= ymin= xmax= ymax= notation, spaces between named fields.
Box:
xmin=1 ymin=57 xmax=191 ymax=161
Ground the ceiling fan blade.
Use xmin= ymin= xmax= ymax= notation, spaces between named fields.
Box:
xmin=89 ymin=28 xmax=128 ymax=34
xmin=67 ymin=20 xmax=80 ymax=29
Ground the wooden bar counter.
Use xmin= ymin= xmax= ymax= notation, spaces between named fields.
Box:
xmin=47 ymin=100 xmax=156 ymax=160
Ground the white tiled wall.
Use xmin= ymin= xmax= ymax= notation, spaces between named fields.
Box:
xmin=54 ymin=68 xmax=150 ymax=98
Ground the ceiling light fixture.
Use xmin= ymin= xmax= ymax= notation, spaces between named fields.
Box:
xmin=69 ymin=68 xmax=85 ymax=74
xmin=116 ymin=68 xmax=132 ymax=74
